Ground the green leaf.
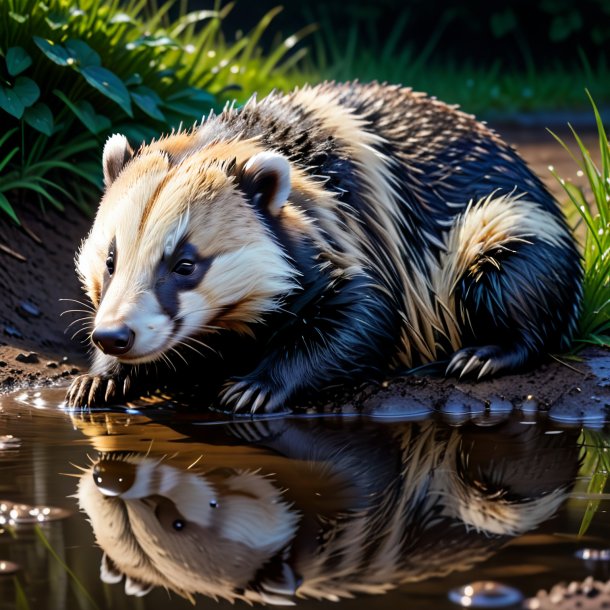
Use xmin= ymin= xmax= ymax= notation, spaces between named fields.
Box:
xmin=65 ymin=39 xmax=101 ymax=67
xmin=124 ymin=73 xmax=143 ymax=86
xmin=9 ymin=11 xmax=28 ymax=23
xmin=34 ymin=37 xmax=72 ymax=66
xmin=0 ymin=85 xmax=24 ymax=119
xmin=45 ymin=11 xmax=68 ymax=30
xmin=54 ymin=90 xmax=111 ymax=134
xmin=131 ymin=86 xmax=165 ymax=121
xmin=80 ymin=66 xmax=132 ymax=115
xmin=23 ymin=103 xmax=54 ymax=136
xmin=0 ymin=193 xmax=20 ymax=224
xmin=6 ymin=47 xmax=32 ymax=76
xmin=110 ymin=13 xmax=134 ymax=24
xmin=167 ymin=87 xmax=215 ymax=104
xmin=126 ymin=35 xmax=179 ymax=50
xmin=0 ymin=77 xmax=40 ymax=118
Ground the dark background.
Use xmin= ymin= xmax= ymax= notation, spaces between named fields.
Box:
xmin=187 ymin=0 xmax=610 ymax=69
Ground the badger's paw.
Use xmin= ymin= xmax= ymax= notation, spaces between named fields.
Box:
xmin=446 ymin=345 xmax=526 ymax=379
xmin=219 ymin=378 xmax=289 ymax=415
xmin=66 ymin=372 xmax=132 ymax=408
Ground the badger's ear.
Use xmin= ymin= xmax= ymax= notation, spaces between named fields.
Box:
xmin=240 ymin=152 xmax=291 ymax=216
xmin=103 ymin=134 xmax=134 ymax=187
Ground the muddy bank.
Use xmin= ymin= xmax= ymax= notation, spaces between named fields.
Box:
xmin=0 ymin=126 xmax=607 ymax=417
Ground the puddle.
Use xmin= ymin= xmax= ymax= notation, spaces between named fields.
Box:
xmin=0 ymin=386 xmax=608 ymax=609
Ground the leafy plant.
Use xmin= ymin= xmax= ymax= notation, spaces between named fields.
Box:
xmin=549 ymin=93 xmax=610 ymax=347
xmin=0 ymin=0 xmax=309 ymax=222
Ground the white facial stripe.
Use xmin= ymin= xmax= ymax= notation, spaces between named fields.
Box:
xmin=164 ymin=210 xmax=190 ymax=258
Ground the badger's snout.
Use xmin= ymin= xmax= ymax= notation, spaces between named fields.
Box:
xmin=92 ymin=324 xmax=135 ymax=356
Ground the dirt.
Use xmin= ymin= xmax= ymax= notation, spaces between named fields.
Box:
xmin=0 ymin=124 xmax=608 ymax=417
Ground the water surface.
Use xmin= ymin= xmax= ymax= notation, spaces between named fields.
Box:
xmin=0 ymin=386 xmax=608 ymax=609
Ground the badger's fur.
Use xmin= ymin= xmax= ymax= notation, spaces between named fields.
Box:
xmin=73 ymin=413 xmax=581 ymax=604
xmin=67 ymin=82 xmax=581 ymax=411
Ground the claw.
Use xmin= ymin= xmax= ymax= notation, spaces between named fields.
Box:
xmin=220 ymin=380 xmax=247 ymax=406
xmin=105 ymin=378 xmax=116 ymax=402
xmin=75 ymin=376 xmax=91 ymax=407
xmin=88 ymin=376 xmax=101 ymax=406
xmin=477 ymin=359 xmax=494 ymax=379
xmin=251 ymin=390 xmax=269 ymax=413
xmin=123 ymin=375 xmax=131 ymax=398
xmin=234 ymin=386 xmax=256 ymax=412
xmin=446 ymin=353 xmax=469 ymax=376
xmin=459 ymin=355 xmax=481 ymax=378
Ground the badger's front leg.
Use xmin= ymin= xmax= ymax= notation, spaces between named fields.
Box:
xmin=220 ymin=277 xmax=395 ymax=414
xmin=66 ymin=353 xmax=135 ymax=408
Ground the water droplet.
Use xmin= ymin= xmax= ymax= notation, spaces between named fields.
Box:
xmin=576 ymin=170 xmax=584 ymax=177
xmin=0 ymin=560 xmax=20 ymax=574
xmin=448 ymin=581 xmax=523 ymax=607
xmin=575 ymin=548 xmax=610 ymax=561
xmin=0 ymin=500 xmax=71 ymax=525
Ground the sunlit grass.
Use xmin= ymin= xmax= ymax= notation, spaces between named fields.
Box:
xmin=549 ymin=93 xmax=610 ymax=348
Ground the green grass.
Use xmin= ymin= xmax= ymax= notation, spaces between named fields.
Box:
xmin=549 ymin=93 xmax=610 ymax=348
xmin=0 ymin=0 xmax=310 ymax=222
xmin=301 ymin=14 xmax=610 ymax=117
xmin=577 ymin=428 xmax=609 ymax=536
xmin=549 ymin=97 xmax=610 ymax=538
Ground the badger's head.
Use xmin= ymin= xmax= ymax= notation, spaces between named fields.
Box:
xmin=77 ymin=133 xmax=301 ymax=367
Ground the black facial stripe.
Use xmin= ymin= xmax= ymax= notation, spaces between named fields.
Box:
xmin=154 ymin=242 xmax=212 ymax=319
xmin=100 ymin=237 xmax=117 ymax=303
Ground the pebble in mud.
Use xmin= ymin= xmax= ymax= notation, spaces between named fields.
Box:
xmin=549 ymin=395 xmax=608 ymax=427
xmin=361 ymin=395 xmax=433 ymax=419
xmin=520 ymin=395 xmax=540 ymax=413
xmin=15 ymin=352 xmax=39 ymax=364
xmin=440 ymin=390 xmax=486 ymax=424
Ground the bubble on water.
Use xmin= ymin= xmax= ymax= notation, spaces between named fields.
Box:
xmin=0 ymin=560 xmax=21 ymax=575
xmin=0 ymin=500 xmax=71 ymax=526
xmin=525 ymin=576 xmax=610 ymax=609
xmin=448 ymin=581 xmax=523 ymax=607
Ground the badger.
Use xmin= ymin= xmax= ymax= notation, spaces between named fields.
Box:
xmin=73 ymin=413 xmax=581 ymax=604
xmin=66 ymin=82 xmax=581 ymax=411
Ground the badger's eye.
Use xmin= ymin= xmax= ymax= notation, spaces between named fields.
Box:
xmin=173 ymin=259 xmax=195 ymax=276
xmin=106 ymin=253 xmax=115 ymax=276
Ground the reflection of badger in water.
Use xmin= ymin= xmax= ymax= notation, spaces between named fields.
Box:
xmin=74 ymin=414 xmax=580 ymax=604
xmin=67 ymin=82 xmax=581 ymax=413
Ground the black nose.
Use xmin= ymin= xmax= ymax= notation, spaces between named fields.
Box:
xmin=92 ymin=324 xmax=135 ymax=355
